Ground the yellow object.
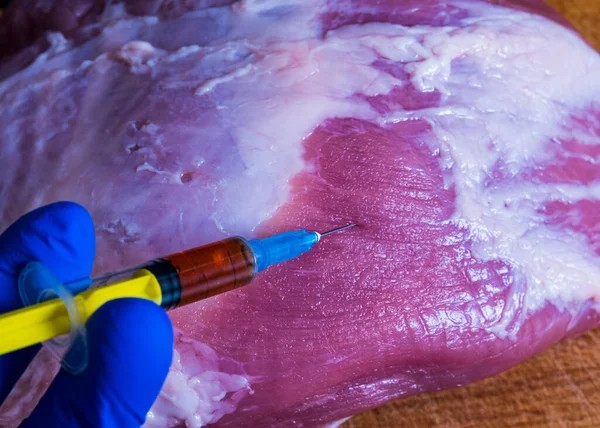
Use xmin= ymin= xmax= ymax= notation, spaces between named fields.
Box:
xmin=0 ymin=269 xmax=162 ymax=355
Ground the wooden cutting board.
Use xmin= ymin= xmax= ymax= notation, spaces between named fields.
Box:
xmin=345 ymin=1 xmax=600 ymax=427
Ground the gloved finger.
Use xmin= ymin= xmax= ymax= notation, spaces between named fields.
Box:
xmin=22 ymin=298 xmax=174 ymax=428
xmin=0 ymin=201 xmax=96 ymax=313
xmin=0 ymin=201 xmax=96 ymax=403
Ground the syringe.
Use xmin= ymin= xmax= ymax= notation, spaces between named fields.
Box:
xmin=0 ymin=224 xmax=356 ymax=356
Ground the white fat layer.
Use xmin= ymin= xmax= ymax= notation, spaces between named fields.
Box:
xmin=0 ymin=1 xmax=379 ymax=237
xmin=143 ymin=329 xmax=255 ymax=428
xmin=358 ymin=5 xmax=600 ymax=334
xmin=226 ymin=0 xmax=600 ymax=335
xmin=324 ymin=417 xmax=352 ymax=427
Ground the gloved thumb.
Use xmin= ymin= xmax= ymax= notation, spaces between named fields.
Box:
xmin=22 ymin=298 xmax=173 ymax=427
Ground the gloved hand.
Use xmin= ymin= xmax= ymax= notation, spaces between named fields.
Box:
xmin=0 ymin=202 xmax=173 ymax=427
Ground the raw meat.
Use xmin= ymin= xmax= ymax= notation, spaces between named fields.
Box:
xmin=0 ymin=0 xmax=599 ymax=426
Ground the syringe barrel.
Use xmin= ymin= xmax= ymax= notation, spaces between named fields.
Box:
xmin=148 ymin=237 xmax=257 ymax=310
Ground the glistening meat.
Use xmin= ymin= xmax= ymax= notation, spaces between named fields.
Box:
xmin=0 ymin=0 xmax=599 ymax=426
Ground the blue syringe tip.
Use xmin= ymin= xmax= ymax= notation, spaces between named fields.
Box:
xmin=249 ymin=229 xmax=319 ymax=272
xmin=248 ymin=224 xmax=356 ymax=272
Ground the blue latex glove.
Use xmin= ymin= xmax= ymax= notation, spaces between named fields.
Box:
xmin=0 ymin=202 xmax=173 ymax=427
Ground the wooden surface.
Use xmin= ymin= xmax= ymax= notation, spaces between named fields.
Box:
xmin=345 ymin=1 xmax=600 ymax=427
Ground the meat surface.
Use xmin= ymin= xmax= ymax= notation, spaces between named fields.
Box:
xmin=0 ymin=0 xmax=599 ymax=426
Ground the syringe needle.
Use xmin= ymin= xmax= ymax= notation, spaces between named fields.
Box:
xmin=319 ymin=223 xmax=356 ymax=237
